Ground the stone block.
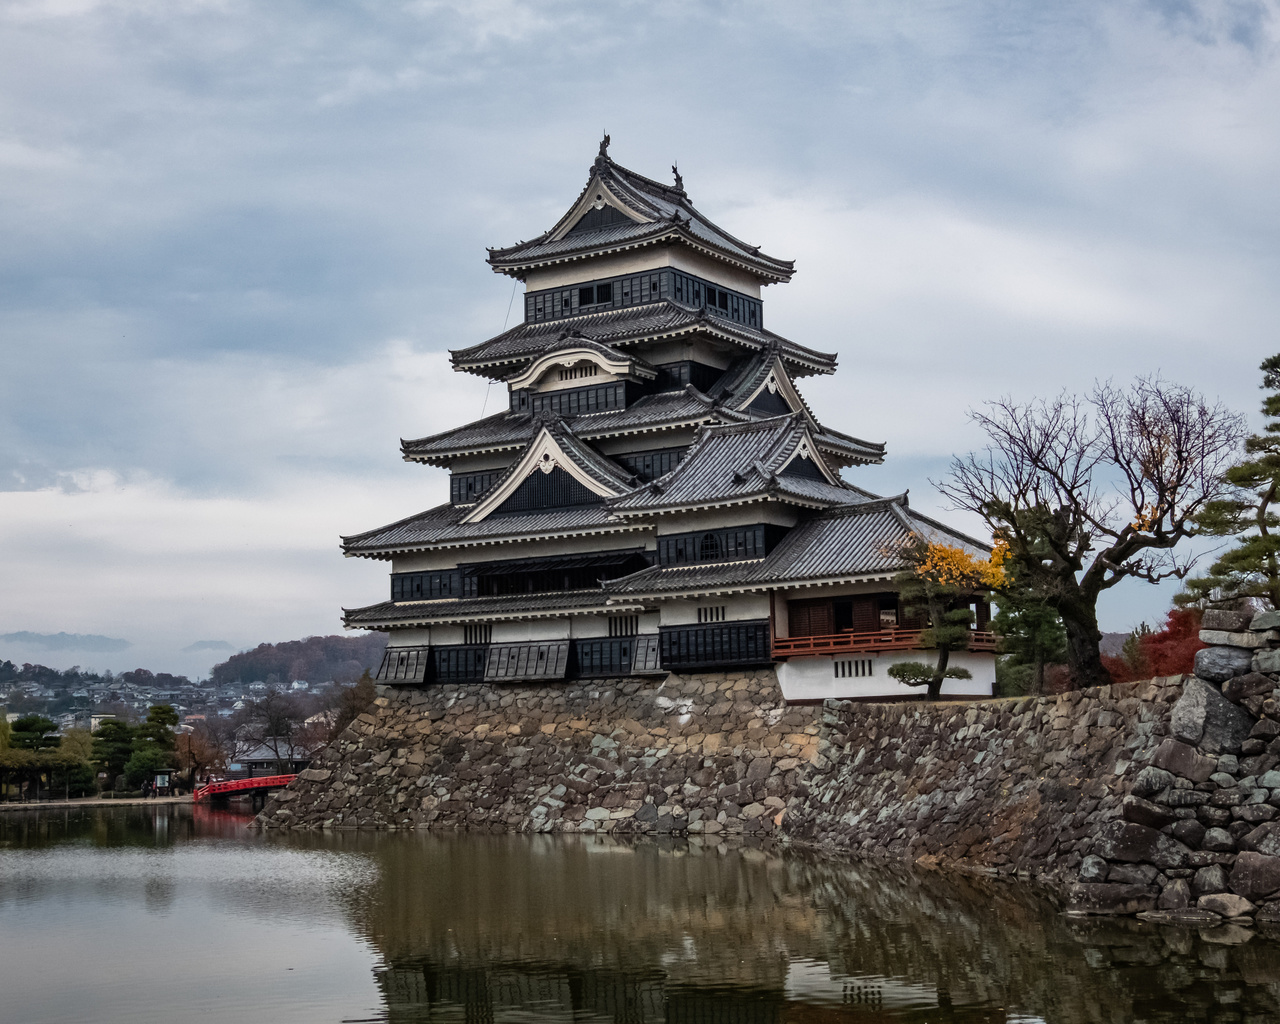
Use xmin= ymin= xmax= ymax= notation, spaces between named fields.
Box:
xmin=1195 ymin=646 xmax=1255 ymax=683
xmin=1152 ymin=738 xmax=1217 ymax=783
xmin=1079 ymin=854 xmax=1109 ymax=882
xmin=1241 ymin=822 xmax=1280 ymax=857
xmin=1205 ymin=609 xmax=1256 ymax=632
xmin=1230 ymin=852 xmax=1280 ymax=900
xmin=1172 ymin=819 xmax=1207 ymax=848
xmin=1201 ymin=629 xmax=1275 ymax=649
xmin=1203 ymin=827 xmax=1236 ymax=852
xmin=1199 ymin=892 xmax=1256 ymax=917
xmin=1170 ymin=677 xmax=1253 ymax=754
xmin=1224 ymin=672 xmax=1278 ymax=705
xmin=1131 ymin=765 xmax=1175 ymax=798
xmin=1253 ymin=720 xmax=1280 ymax=740
xmin=1261 ymin=770 xmax=1280 ymax=788
xmin=1093 ymin=820 xmax=1191 ymax=868
xmin=1195 ymin=863 xmax=1229 ymax=893
xmin=1137 ymin=908 xmax=1221 ymax=925
xmin=1253 ymin=648 xmax=1280 ymax=674
xmin=1158 ymin=878 xmax=1192 ymax=910
xmin=1122 ymin=795 xmax=1175 ymax=829
xmin=1066 ymin=882 xmax=1157 ymax=915
xmin=1109 ymin=862 xmax=1159 ymax=885
xmin=1250 ymin=609 xmax=1280 ymax=631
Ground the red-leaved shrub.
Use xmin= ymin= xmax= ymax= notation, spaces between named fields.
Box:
xmin=1102 ymin=608 xmax=1205 ymax=683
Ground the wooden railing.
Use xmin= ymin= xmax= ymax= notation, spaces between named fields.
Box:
xmin=771 ymin=628 xmax=998 ymax=659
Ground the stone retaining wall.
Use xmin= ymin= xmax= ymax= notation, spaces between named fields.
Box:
xmin=785 ymin=677 xmax=1182 ymax=887
xmin=1061 ymin=608 xmax=1280 ymax=928
xmin=261 ymin=670 xmax=824 ymax=833
xmin=257 ymin=624 xmax=1280 ymax=929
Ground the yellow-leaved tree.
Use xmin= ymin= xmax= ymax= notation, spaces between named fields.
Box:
xmin=887 ymin=537 xmax=1005 ymax=701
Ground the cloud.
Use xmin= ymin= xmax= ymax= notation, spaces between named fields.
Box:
xmin=2 ymin=0 xmax=1280 ymax=660
xmin=0 ymin=631 xmax=131 ymax=653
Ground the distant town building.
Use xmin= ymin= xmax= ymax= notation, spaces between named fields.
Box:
xmin=343 ymin=140 xmax=996 ymax=700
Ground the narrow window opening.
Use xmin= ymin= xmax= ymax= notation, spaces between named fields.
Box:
xmin=464 ymin=624 xmax=493 ymax=645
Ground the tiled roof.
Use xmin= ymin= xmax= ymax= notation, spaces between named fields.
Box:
xmin=707 ymin=349 xmax=885 ymax=465
xmin=604 ymin=496 xmax=987 ymax=596
xmin=343 ymin=590 xmax=648 ymax=629
xmin=486 ymin=150 xmax=795 ymax=284
xmin=341 ymin=502 xmax=645 ymax=558
xmin=607 ymin=414 xmax=865 ymax=514
xmin=401 ymin=389 xmax=715 ymax=464
xmin=449 ymin=301 xmax=836 ymax=379
xmin=401 ymin=410 xmax=532 ymax=461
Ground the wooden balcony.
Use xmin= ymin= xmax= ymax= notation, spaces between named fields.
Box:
xmin=771 ymin=628 xmax=998 ymax=660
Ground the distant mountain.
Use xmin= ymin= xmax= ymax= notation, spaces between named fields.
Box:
xmin=0 ymin=631 xmax=131 ymax=653
xmin=210 ymin=634 xmax=386 ymax=686
xmin=183 ymin=640 xmax=234 ymax=653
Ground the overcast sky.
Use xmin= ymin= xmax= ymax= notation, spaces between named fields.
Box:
xmin=2 ymin=0 xmax=1278 ymax=677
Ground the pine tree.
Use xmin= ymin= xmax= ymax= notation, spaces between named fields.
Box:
xmin=1182 ymin=354 xmax=1280 ymax=608
xmin=887 ymin=540 xmax=981 ymax=700
xmin=991 ymin=595 xmax=1067 ymax=695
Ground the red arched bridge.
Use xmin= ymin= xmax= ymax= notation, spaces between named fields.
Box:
xmin=194 ymin=775 xmax=297 ymax=803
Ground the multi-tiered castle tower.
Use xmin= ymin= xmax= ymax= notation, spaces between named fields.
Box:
xmin=343 ymin=139 xmax=996 ymax=700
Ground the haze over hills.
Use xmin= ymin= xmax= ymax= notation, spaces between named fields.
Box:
xmin=2 ymin=633 xmax=387 ymax=725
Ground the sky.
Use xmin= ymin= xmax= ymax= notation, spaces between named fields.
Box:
xmin=2 ymin=0 xmax=1279 ymax=677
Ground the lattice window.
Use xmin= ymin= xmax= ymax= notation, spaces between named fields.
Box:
xmin=608 ymin=615 xmax=639 ymax=637
xmin=697 ymin=606 xmax=726 ymax=624
xmin=463 ymin=624 xmax=492 ymax=645
xmin=834 ymin=659 xmax=874 ymax=679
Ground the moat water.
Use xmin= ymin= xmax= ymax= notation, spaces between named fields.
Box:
xmin=1 ymin=805 xmax=1277 ymax=1024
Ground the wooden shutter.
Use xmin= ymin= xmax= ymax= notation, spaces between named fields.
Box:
xmin=788 ymin=598 xmax=833 ymax=637
xmin=850 ymin=598 xmax=878 ymax=633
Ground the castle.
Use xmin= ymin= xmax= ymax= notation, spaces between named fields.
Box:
xmin=341 ymin=138 xmax=996 ymax=700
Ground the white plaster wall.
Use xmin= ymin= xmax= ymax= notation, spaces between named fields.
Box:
xmin=534 ymin=367 xmax=623 ymax=393
xmin=491 ymin=619 xmax=572 ymax=642
xmin=524 ymin=248 xmax=765 ymax=297
xmin=776 ymin=650 xmax=996 ymax=702
xmin=660 ymin=593 xmax=770 ymax=626
xmin=568 ymin=611 xmax=659 ymax=638
xmin=385 ymin=627 xmax=432 ymax=647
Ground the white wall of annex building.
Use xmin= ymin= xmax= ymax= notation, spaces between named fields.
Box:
xmin=776 ymin=650 xmax=996 ymax=702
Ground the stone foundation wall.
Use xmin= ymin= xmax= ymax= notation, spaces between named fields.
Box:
xmin=785 ymin=677 xmax=1182 ymax=888
xmin=1060 ymin=608 xmax=1280 ymax=927
xmin=257 ymin=628 xmax=1280 ymax=927
xmin=261 ymin=670 xmax=824 ymax=834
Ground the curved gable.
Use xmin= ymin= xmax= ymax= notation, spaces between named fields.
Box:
xmin=461 ymin=427 xmax=627 ymax=524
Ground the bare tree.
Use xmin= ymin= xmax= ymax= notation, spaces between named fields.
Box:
xmin=940 ymin=378 xmax=1244 ymax=690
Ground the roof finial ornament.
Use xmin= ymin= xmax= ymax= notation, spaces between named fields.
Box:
xmin=672 ymin=162 xmax=683 ymax=191
xmin=598 ymin=132 xmax=610 ymax=158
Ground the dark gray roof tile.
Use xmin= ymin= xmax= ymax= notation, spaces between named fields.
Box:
xmin=487 ymin=152 xmax=795 ymax=283
xmin=344 ymin=589 xmax=649 ymax=628
xmin=449 ymin=301 xmax=835 ymax=379
xmin=605 ymin=497 xmax=987 ymax=596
